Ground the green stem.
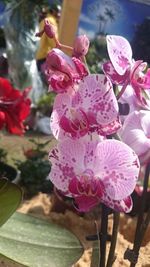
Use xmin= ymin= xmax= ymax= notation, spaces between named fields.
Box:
xmin=106 ymin=212 xmax=120 ymax=267
xmin=116 ymin=78 xmax=130 ymax=100
xmin=82 ymin=56 xmax=90 ymax=74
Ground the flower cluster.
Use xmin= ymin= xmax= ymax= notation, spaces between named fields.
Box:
xmin=0 ymin=77 xmax=31 ymax=135
xmin=43 ymin=31 xmax=150 ymax=213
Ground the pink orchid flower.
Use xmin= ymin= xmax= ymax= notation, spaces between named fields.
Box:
xmin=119 ymin=110 xmax=150 ymax=164
xmin=103 ymin=35 xmax=150 ymax=106
xmin=43 ymin=48 xmax=88 ymax=93
xmin=49 ymin=138 xmax=140 ymax=212
xmin=50 ymin=74 xmax=121 ymax=139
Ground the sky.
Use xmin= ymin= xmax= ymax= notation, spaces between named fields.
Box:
xmin=78 ymin=0 xmax=150 ymax=42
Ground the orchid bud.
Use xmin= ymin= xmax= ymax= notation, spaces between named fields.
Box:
xmin=73 ymin=35 xmax=90 ymax=58
xmin=44 ymin=19 xmax=56 ymax=38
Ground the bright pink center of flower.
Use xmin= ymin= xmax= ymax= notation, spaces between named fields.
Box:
xmin=69 ymin=170 xmax=104 ymax=198
xmin=60 ymin=108 xmax=89 ymax=137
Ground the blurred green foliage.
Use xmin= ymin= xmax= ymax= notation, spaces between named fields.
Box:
xmin=86 ymin=35 xmax=108 ymax=74
xmin=14 ymin=138 xmax=53 ymax=198
xmin=37 ymin=92 xmax=56 ymax=116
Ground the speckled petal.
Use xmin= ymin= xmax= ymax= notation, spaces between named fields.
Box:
xmin=50 ymin=93 xmax=71 ymax=139
xmin=103 ymin=61 xmax=128 ymax=84
xmin=120 ymin=110 xmax=150 ymax=157
xmin=76 ymin=74 xmax=120 ymax=133
xmin=96 ymin=139 xmax=140 ymax=200
xmin=101 ymin=194 xmax=133 ymax=213
xmin=106 ymin=35 xmax=132 ymax=75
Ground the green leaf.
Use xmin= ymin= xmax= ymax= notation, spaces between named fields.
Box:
xmin=0 ymin=178 xmax=22 ymax=227
xmin=0 ymin=254 xmax=25 ymax=267
xmin=0 ymin=212 xmax=83 ymax=267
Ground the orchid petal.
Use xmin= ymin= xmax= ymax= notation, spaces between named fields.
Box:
xmin=96 ymin=139 xmax=140 ymax=200
xmin=101 ymin=194 xmax=133 ymax=213
xmin=120 ymin=110 xmax=150 ymax=157
xmin=49 ymin=138 xmax=140 ymax=212
xmin=73 ymin=195 xmax=100 ymax=212
xmin=50 ymin=93 xmax=71 ymax=139
xmin=103 ymin=61 xmax=128 ymax=84
xmin=106 ymin=35 xmax=132 ymax=75
xmin=44 ymin=48 xmax=88 ymax=93
xmin=49 ymin=139 xmax=86 ymax=193
xmin=75 ymin=74 xmax=120 ymax=134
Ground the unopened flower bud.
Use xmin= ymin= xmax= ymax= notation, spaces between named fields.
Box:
xmin=73 ymin=35 xmax=90 ymax=58
xmin=44 ymin=19 xmax=56 ymax=38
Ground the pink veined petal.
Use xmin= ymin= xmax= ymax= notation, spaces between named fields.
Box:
xmin=140 ymin=110 xmax=150 ymax=137
xmin=106 ymin=35 xmax=132 ymax=75
xmin=96 ymin=139 xmax=140 ymax=200
xmin=49 ymin=138 xmax=139 ymax=212
xmin=48 ymin=139 xmax=86 ymax=193
xmin=83 ymin=139 xmax=100 ymax=170
xmin=103 ymin=61 xmax=128 ymax=84
xmin=76 ymin=74 xmax=119 ymax=129
xmin=101 ymin=194 xmax=133 ymax=213
xmin=57 ymin=138 xmax=86 ymax=172
xmin=96 ymin=89 xmax=119 ymax=125
xmin=50 ymin=109 xmax=66 ymax=140
xmin=51 ymin=74 xmax=121 ymax=139
xmin=50 ymin=93 xmax=71 ymax=139
xmin=120 ymin=110 xmax=150 ymax=157
xmin=97 ymin=116 xmax=121 ymax=136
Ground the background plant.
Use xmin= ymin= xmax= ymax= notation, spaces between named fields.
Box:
xmin=14 ymin=138 xmax=53 ymax=198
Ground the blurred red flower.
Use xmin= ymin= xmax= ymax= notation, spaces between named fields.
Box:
xmin=0 ymin=77 xmax=31 ymax=135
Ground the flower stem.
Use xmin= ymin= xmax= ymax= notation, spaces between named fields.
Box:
xmin=106 ymin=212 xmax=120 ymax=267
xmin=116 ymin=78 xmax=129 ymax=100
xmin=128 ymin=163 xmax=150 ymax=267
xmin=82 ymin=56 xmax=90 ymax=74
xmin=99 ymin=204 xmax=110 ymax=267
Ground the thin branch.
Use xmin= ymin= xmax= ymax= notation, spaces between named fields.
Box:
xmin=129 ymin=163 xmax=150 ymax=267
xmin=99 ymin=204 xmax=110 ymax=267
xmin=106 ymin=212 xmax=120 ymax=267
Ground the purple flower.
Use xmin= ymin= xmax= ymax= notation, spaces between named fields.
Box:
xmin=43 ymin=48 xmax=88 ymax=93
xmin=103 ymin=35 xmax=150 ymax=106
xmin=119 ymin=110 xmax=150 ymax=164
xmin=49 ymin=138 xmax=140 ymax=212
xmin=50 ymin=74 xmax=121 ymax=139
